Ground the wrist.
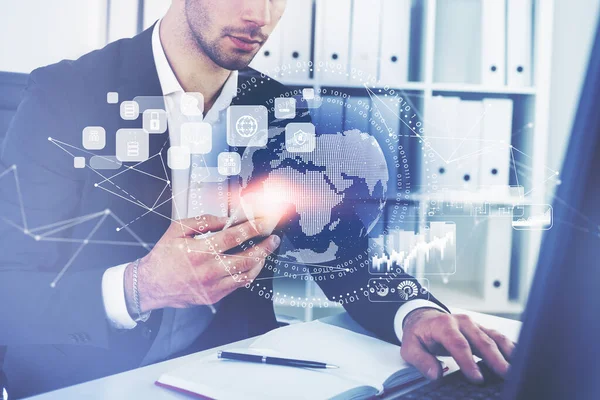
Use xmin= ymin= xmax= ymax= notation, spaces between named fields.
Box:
xmin=403 ymin=307 xmax=444 ymax=329
xmin=124 ymin=256 xmax=159 ymax=316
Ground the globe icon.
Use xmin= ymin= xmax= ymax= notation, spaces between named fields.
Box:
xmin=239 ymin=129 xmax=389 ymax=264
xmin=235 ymin=115 xmax=259 ymax=138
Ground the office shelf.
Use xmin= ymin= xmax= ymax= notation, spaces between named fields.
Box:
xmin=280 ymin=79 xmax=537 ymax=96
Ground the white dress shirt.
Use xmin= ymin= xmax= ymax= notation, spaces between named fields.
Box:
xmin=101 ymin=20 xmax=445 ymax=349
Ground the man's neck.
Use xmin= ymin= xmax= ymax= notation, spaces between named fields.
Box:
xmin=160 ymin=12 xmax=231 ymax=111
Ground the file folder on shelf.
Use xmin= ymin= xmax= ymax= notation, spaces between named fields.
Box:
xmin=434 ymin=0 xmax=482 ymax=84
xmin=250 ymin=21 xmax=283 ymax=79
xmin=454 ymin=100 xmax=484 ymax=191
xmin=422 ymin=96 xmax=460 ymax=191
xmin=379 ymin=0 xmax=412 ymax=86
xmin=507 ymin=0 xmax=533 ymax=87
xmin=481 ymin=0 xmax=507 ymax=85
xmin=108 ymin=0 xmax=138 ymax=42
xmin=316 ymin=0 xmax=352 ymax=83
xmin=281 ymin=0 xmax=313 ymax=80
xmin=481 ymin=218 xmax=512 ymax=306
xmin=479 ymin=99 xmax=514 ymax=188
xmin=350 ymin=0 xmax=382 ymax=82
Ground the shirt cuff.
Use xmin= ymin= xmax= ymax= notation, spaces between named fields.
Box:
xmin=394 ymin=300 xmax=448 ymax=343
xmin=102 ymin=263 xmax=138 ymax=330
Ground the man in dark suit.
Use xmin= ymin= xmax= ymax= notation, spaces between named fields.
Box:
xmin=0 ymin=0 xmax=513 ymax=398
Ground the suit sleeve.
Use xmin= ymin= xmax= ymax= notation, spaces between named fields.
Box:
xmin=0 ymin=69 xmax=113 ymax=347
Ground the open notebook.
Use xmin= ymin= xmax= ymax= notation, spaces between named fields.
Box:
xmin=156 ymin=320 xmax=438 ymax=399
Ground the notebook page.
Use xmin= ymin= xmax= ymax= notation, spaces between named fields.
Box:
xmin=158 ymin=357 xmax=375 ymax=400
xmin=249 ymin=320 xmax=413 ymax=390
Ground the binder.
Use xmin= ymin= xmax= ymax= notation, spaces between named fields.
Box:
xmin=143 ymin=0 xmax=172 ymax=30
xmin=479 ymin=99 xmax=514 ymax=188
xmin=250 ymin=20 xmax=283 ymax=79
xmin=422 ymin=96 xmax=460 ymax=191
xmin=379 ymin=0 xmax=412 ymax=86
xmin=108 ymin=0 xmax=138 ymax=42
xmin=317 ymin=0 xmax=352 ymax=83
xmin=350 ymin=0 xmax=382 ymax=82
xmin=434 ymin=0 xmax=482 ymax=84
xmin=481 ymin=218 xmax=512 ymax=306
xmin=454 ymin=100 xmax=484 ymax=191
xmin=507 ymin=0 xmax=533 ymax=87
xmin=281 ymin=0 xmax=313 ymax=80
xmin=481 ymin=0 xmax=507 ymax=85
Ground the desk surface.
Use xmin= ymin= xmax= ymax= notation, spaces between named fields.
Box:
xmin=29 ymin=308 xmax=521 ymax=400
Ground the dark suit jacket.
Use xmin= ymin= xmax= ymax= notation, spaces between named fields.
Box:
xmin=0 ymin=26 xmax=447 ymax=398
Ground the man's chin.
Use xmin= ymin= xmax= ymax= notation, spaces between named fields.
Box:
xmin=217 ymin=56 xmax=256 ymax=72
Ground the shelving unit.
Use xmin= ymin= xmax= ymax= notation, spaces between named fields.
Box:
xmin=266 ymin=0 xmax=555 ymax=320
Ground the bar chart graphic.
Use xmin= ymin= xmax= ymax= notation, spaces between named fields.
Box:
xmin=370 ymin=222 xmax=456 ymax=276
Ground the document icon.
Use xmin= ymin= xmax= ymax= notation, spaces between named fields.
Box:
xmin=116 ymin=129 xmax=149 ymax=162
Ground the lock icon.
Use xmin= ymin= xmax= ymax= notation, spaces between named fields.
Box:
xmin=150 ymin=111 xmax=160 ymax=131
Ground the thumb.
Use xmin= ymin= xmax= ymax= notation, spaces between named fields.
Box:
xmin=168 ymin=215 xmax=229 ymax=238
xmin=400 ymin=334 xmax=444 ymax=381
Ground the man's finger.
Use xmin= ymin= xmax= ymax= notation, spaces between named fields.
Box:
xmin=212 ymin=219 xmax=277 ymax=252
xmin=216 ymin=235 xmax=281 ymax=284
xmin=170 ymin=215 xmax=229 ymax=238
xmin=480 ymin=326 xmax=515 ymax=362
xmin=400 ymin=334 xmax=443 ymax=380
xmin=432 ymin=326 xmax=483 ymax=384
xmin=457 ymin=316 xmax=509 ymax=377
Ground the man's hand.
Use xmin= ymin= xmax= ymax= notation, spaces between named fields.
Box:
xmin=400 ymin=309 xmax=515 ymax=384
xmin=123 ymin=214 xmax=281 ymax=316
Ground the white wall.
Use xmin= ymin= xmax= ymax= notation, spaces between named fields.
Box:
xmin=0 ymin=0 xmax=108 ymax=73
xmin=547 ymin=0 xmax=600 ymax=179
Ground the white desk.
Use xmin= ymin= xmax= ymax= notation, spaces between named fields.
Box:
xmin=28 ymin=308 xmax=521 ymax=400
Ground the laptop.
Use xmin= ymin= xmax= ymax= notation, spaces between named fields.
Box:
xmin=396 ymin=20 xmax=600 ymax=400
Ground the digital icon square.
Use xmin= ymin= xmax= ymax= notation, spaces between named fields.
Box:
xmin=143 ymin=109 xmax=168 ymax=134
xmin=227 ymin=105 xmax=268 ymax=147
xmin=275 ymin=97 xmax=296 ymax=119
xmin=120 ymin=101 xmax=140 ymax=120
xmin=285 ymin=122 xmax=316 ymax=153
xmin=73 ymin=157 xmax=86 ymax=169
xmin=302 ymin=88 xmax=315 ymax=100
xmin=116 ymin=129 xmax=149 ymax=162
xmin=181 ymin=122 xmax=212 ymax=154
xmin=107 ymin=92 xmax=119 ymax=104
xmin=82 ymin=126 xmax=106 ymax=150
xmin=218 ymin=152 xmax=241 ymax=176
xmin=181 ymin=92 xmax=204 ymax=117
xmin=168 ymin=146 xmax=191 ymax=170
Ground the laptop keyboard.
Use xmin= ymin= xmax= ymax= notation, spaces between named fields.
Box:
xmin=397 ymin=362 xmax=504 ymax=400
